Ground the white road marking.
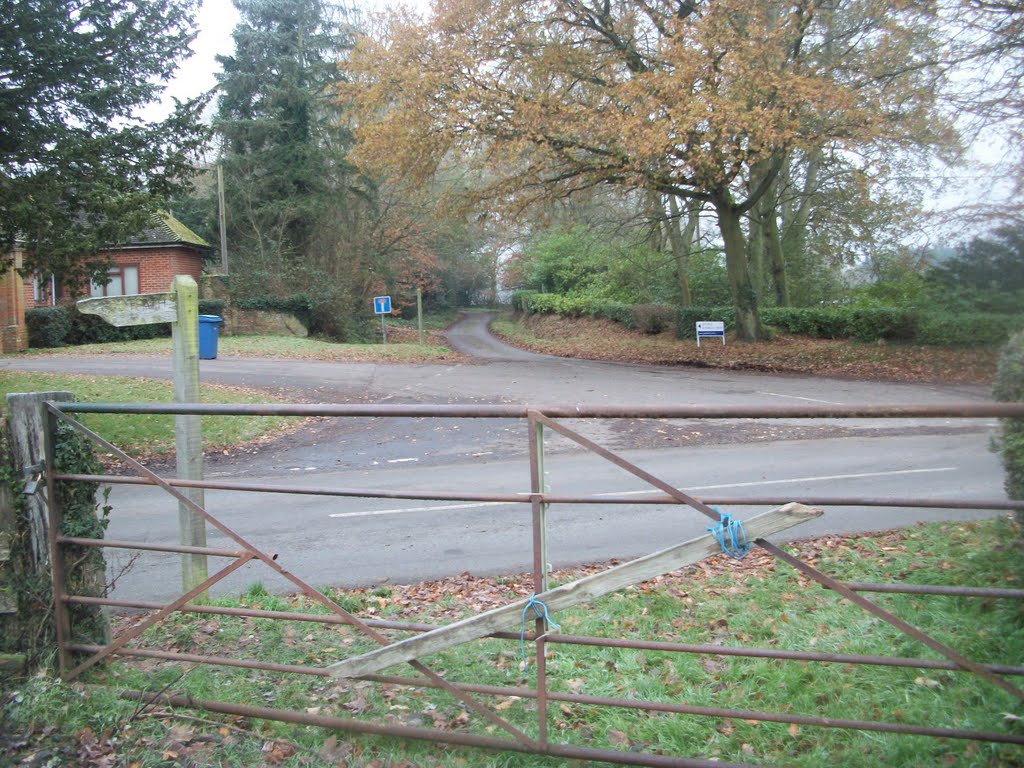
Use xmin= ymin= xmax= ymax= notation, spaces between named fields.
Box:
xmin=757 ymin=391 xmax=844 ymax=405
xmin=594 ymin=466 xmax=958 ymax=496
xmin=387 ymin=458 xmax=419 ymax=464
xmin=329 ymin=501 xmax=510 ymax=518
xmin=326 ymin=467 xmax=957 ymax=519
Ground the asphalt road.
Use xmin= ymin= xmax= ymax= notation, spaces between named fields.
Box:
xmin=0 ymin=313 xmax=1007 ymax=601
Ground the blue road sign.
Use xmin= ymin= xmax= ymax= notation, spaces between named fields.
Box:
xmin=373 ymin=295 xmax=392 ymax=315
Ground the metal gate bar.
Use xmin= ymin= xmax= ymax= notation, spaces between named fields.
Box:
xmin=51 ymin=472 xmax=1024 ymax=511
xmin=531 ymin=411 xmax=1024 ymax=701
xmin=42 ymin=398 xmax=1024 ymax=765
xmin=121 ymin=690 xmax=758 ymax=768
xmin=48 ymin=406 xmax=538 ymax=748
xmin=358 ymin=672 xmax=1024 ymax=745
xmin=62 ymin=595 xmax=1024 ymax=676
xmin=52 ymin=401 xmax=1024 ymax=418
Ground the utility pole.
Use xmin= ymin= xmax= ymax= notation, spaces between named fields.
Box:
xmin=217 ymin=164 xmax=229 ymax=275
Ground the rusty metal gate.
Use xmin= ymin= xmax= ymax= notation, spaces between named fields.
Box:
xmin=32 ymin=400 xmax=1024 ymax=766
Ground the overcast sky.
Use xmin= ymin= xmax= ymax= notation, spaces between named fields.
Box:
xmin=161 ymin=0 xmax=429 ymax=110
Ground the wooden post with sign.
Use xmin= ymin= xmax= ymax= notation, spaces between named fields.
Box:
xmin=77 ymin=275 xmax=208 ymax=594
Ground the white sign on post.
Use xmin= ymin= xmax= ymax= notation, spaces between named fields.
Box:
xmin=696 ymin=321 xmax=726 ymax=347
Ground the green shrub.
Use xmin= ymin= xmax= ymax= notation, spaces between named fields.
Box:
xmin=234 ymin=295 xmax=314 ymax=325
xmin=631 ymin=304 xmax=676 ymax=334
xmin=510 ymin=291 xmax=538 ymax=312
xmin=594 ymin=301 xmax=634 ymax=327
xmin=676 ymin=307 xmax=735 ymax=338
xmin=760 ymin=307 xmax=918 ymax=342
xmin=916 ymin=312 xmax=1024 ymax=346
xmin=27 ymin=304 xmax=171 ymax=348
xmin=512 ymin=292 xmax=635 ymax=327
xmin=64 ymin=306 xmax=169 ymax=346
xmin=25 ymin=307 xmax=71 ymax=348
xmin=198 ymin=299 xmax=226 ymax=316
xmin=993 ymin=331 xmax=1024 ymax=523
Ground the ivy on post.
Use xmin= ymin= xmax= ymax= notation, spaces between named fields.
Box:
xmin=78 ymin=275 xmax=209 ymax=594
xmin=4 ymin=391 xmax=110 ymax=674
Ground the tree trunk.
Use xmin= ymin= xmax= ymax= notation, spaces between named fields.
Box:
xmin=779 ymin=147 xmax=823 ymax=305
xmin=666 ymin=195 xmax=698 ymax=307
xmin=713 ymin=192 xmax=762 ymax=342
xmin=763 ymin=196 xmax=789 ymax=306
xmin=644 ymin=189 xmax=666 ymax=252
xmin=747 ymin=161 xmax=770 ymax=301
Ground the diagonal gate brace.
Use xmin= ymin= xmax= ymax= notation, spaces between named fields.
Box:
xmin=327 ymin=502 xmax=822 ymax=679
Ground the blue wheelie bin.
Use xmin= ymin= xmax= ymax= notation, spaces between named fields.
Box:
xmin=198 ymin=315 xmax=223 ymax=359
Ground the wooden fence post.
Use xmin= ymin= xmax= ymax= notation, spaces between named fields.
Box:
xmin=171 ymin=276 xmax=208 ymax=594
xmin=6 ymin=392 xmax=75 ymax=672
xmin=0 ymin=421 xmax=24 ymax=672
xmin=78 ymin=276 xmax=208 ymax=594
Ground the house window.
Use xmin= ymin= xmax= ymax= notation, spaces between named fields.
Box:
xmin=90 ymin=265 xmax=139 ymax=298
xmin=32 ymin=273 xmax=57 ymax=306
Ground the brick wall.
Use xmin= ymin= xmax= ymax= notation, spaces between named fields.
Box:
xmin=1 ymin=249 xmax=27 ymax=353
xmin=23 ymin=246 xmax=204 ymax=308
xmin=128 ymin=247 xmax=203 ymax=295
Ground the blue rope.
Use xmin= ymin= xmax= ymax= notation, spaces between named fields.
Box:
xmin=707 ymin=507 xmax=751 ymax=559
xmin=520 ymin=595 xmax=560 ymax=673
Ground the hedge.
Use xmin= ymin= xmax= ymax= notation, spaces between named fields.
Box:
xmin=234 ymin=295 xmax=314 ymax=325
xmin=512 ymin=292 xmax=1023 ymax=347
xmin=512 ymin=291 xmax=635 ymax=327
xmin=198 ymin=299 xmax=226 ymax=316
xmin=759 ymin=307 xmax=919 ymax=342
xmin=25 ymin=307 xmax=71 ymax=348
xmin=26 ymin=306 xmax=170 ymax=348
xmin=916 ymin=312 xmax=1024 ymax=346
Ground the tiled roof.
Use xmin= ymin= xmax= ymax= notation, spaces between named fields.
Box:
xmin=123 ymin=213 xmax=212 ymax=250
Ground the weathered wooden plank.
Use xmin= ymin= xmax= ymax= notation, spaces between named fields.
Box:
xmin=77 ymin=293 xmax=177 ymax=326
xmin=327 ymin=502 xmax=823 ymax=679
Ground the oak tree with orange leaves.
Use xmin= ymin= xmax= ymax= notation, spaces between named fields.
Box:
xmin=347 ymin=0 xmax=953 ymax=340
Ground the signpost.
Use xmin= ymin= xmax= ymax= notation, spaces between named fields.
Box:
xmin=77 ymin=276 xmax=208 ymax=595
xmin=373 ymin=295 xmax=392 ymax=345
xmin=696 ymin=320 xmax=726 ymax=347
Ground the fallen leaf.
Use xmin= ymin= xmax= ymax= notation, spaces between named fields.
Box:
xmin=343 ymin=695 xmax=371 ymax=714
xmin=608 ymin=730 xmax=629 ymax=746
xmin=261 ymin=740 xmax=296 ymax=764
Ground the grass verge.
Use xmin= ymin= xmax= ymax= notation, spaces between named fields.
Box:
xmin=3 ymin=517 xmax=1022 ymax=766
xmin=492 ymin=314 xmax=1001 ymax=385
xmin=0 ymin=371 xmax=297 ymax=457
xmin=14 ymin=333 xmax=459 ymax=363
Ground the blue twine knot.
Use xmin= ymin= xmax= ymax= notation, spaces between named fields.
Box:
xmin=707 ymin=507 xmax=751 ymax=559
xmin=520 ymin=595 xmax=560 ymax=673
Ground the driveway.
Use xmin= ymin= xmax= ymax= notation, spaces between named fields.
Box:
xmin=0 ymin=313 xmax=1008 ymax=601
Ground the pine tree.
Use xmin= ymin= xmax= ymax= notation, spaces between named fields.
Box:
xmin=215 ymin=0 xmax=358 ymax=268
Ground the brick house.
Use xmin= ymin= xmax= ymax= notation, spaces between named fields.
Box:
xmin=26 ymin=213 xmax=212 ymax=309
